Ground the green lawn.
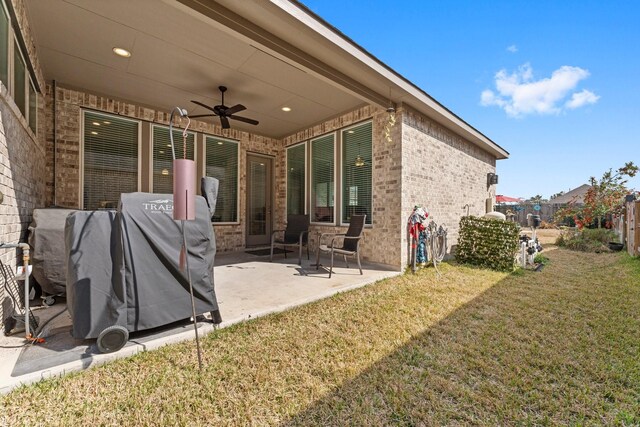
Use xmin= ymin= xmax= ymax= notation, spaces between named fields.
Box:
xmin=3 ymin=248 xmax=639 ymax=426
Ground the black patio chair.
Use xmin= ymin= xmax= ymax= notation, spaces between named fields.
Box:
xmin=315 ymin=214 xmax=366 ymax=278
xmin=270 ymin=214 xmax=310 ymax=264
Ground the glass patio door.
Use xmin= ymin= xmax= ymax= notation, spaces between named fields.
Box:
xmin=246 ymin=154 xmax=273 ymax=246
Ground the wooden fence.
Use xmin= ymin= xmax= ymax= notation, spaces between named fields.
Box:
xmin=626 ymin=201 xmax=640 ymax=257
xmin=495 ymin=203 xmax=562 ymax=226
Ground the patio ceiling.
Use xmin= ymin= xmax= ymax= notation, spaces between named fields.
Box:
xmin=24 ymin=0 xmax=367 ymax=138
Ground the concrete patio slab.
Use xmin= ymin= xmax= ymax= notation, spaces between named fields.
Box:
xmin=0 ymin=250 xmax=400 ymax=394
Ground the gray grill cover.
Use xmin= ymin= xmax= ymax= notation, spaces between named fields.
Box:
xmin=66 ymin=193 xmax=220 ymax=339
xmin=65 ymin=211 xmax=126 ymax=339
xmin=28 ymin=208 xmax=78 ymax=295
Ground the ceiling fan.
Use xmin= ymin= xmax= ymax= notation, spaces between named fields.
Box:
xmin=190 ymin=86 xmax=259 ymax=129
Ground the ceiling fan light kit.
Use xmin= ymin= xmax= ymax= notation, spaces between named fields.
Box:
xmin=191 ymin=86 xmax=259 ymax=130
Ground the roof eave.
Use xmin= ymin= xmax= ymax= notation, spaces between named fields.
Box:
xmin=273 ymin=0 xmax=509 ymax=159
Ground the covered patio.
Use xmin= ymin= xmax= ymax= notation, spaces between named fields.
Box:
xmin=0 ymin=251 xmax=399 ymax=393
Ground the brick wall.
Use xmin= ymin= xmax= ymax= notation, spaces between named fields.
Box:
xmin=400 ymin=105 xmax=497 ymax=266
xmin=280 ymin=105 xmax=404 ymax=268
xmin=47 ymin=87 xmax=501 ymax=272
xmin=46 ymin=85 xmax=282 ymax=253
xmin=1 ymin=1 xmax=47 ymax=323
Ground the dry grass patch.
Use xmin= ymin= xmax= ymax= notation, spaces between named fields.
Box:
xmin=2 ymin=250 xmax=639 ymax=426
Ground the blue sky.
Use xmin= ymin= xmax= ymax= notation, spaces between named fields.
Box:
xmin=301 ymin=0 xmax=640 ymax=199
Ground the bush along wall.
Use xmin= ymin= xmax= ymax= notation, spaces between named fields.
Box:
xmin=455 ymin=216 xmax=520 ymax=271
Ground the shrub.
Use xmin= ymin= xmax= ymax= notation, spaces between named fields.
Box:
xmin=534 ymin=253 xmax=549 ymax=265
xmin=555 ymin=228 xmax=618 ymax=253
xmin=456 ymin=216 xmax=519 ymax=271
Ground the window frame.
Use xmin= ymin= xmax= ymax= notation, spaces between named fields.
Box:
xmin=79 ymin=109 xmax=142 ymax=209
xmin=149 ymin=123 xmax=197 ymax=194
xmin=11 ymin=35 xmax=26 ymax=117
xmin=340 ymin=120 xmax=373 ymax=226
xmin=285 ymin=141 xmax=308 ymax=216
xmin=0 ymin=0 xmax=9 ymax=90
xmin=28 ymin=76 xmax=36 ymax=134
xmin=203 ymin=134 xmax=240 ymax=225
xmin=309 ymin=131 xmax=337 ymax=226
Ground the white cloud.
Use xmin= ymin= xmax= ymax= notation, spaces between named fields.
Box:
xmin=480 ymin=63 xmax=599 ymax=117
xmin=565 ymin=89 xmax=600 ymax=109
xmin=506 ymin=44 xmax=518 ymax=53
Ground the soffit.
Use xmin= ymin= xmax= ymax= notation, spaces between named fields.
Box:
xmin=24 ymin=0 xmax=365 ymax=138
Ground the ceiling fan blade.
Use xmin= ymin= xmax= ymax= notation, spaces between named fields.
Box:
xmin=220 ymin=115 xmax=230 ymax=129
xmin=189 ymin=114 xmax=217 ymax=118
xmin=191 ymin=100 xmax=218 ymax=114
xmin=225 ymin=104 xmax=246 ymax=115
xmin=228 ymin=115 xmax=259 ymax=126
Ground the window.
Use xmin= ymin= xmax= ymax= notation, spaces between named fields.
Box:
xmin=342 ymin=122 xmax=372 ymax=224
xmin=205 ymin=136 xmax=238 ymax=222
xmin=286 ymin=143 xmax=306 ymax=215
xmin=83 ymin=111 xmax=140 ymax=210
xmin=0 ymin=0 xmax=39 ymax=132
xmin=310 ymin=133 xmax=335 ymax=223
xmin=0 ymin=3 xmax=8 ymax=86
xmin=152 ymin=125 xmax=195 ymax=194
xmin=13 ymin=40 xmax=25 ymax=116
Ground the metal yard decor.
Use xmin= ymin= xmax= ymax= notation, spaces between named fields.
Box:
xmin=169 ymin=107 xmax=203 ymax=371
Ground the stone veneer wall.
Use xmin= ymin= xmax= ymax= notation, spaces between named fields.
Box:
xmin=46 ymin=85 xmax=282 ymax=253
xmin=280 ymin=105 xmax=404 ymax=269
xmin=1 ymin=0 xmax=47 ymax=323
xmin=400 ymin=105 xmax=496 ymax=266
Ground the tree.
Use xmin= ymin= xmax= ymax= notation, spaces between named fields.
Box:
xmin=528 ymin=194 xmax=546 ymax=203
xmin=550 ymin=191 xmax=565 ymax=200
xmin=555 ymin=162 xmax=638 ymax=229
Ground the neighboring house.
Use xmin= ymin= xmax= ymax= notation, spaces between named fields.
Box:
xmin=548 ymin=184 xmax=591 ymax=205
xmin=0 ymin=0 xmax=508 ymax=317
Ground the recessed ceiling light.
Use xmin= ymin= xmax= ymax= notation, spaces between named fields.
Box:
xmin=92 ymin=122 xmax=100 ymax=126
xmin=347 ymin=130 xmax=354 ymax=134
xmin=217 ymin=141 xmax=223 ymax=145
xmin=281 ymin=106 xmax=291 ymax=112
xmin=91 ymin=131 xmax=98 ymax=135
xmin=159 ymin=150 xmax=165 ymax=154
xmin=103 ymin=121 xmax=110 ymax=124
xmin=166 ymin=144 xmax=171 ymax=148
xmin=112 ymin=47 xmax=131 ymax=58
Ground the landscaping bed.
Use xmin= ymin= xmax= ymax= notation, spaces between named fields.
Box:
xmin=2 ymin=249 xmax=639 ymax=425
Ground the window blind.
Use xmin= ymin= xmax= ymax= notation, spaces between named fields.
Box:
xmin=287 ymin=143 xmax=306 ymax=215
xmin=13 ymin=40 xmax=25 ymax=116
xmin=0 ymin=5 xmax=7 ymax=86
xmin=342 ymin=122 xmax=372 ymax=224
xmin=83 ymin=111 xmax=139 ymax=210
xmin=311 ymin=134 xmax=334 ymax=223
xmin=152 ymin=126 xmax=195 ymax=194
xmin=205 ymin=136 xmax=238 ymax=222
